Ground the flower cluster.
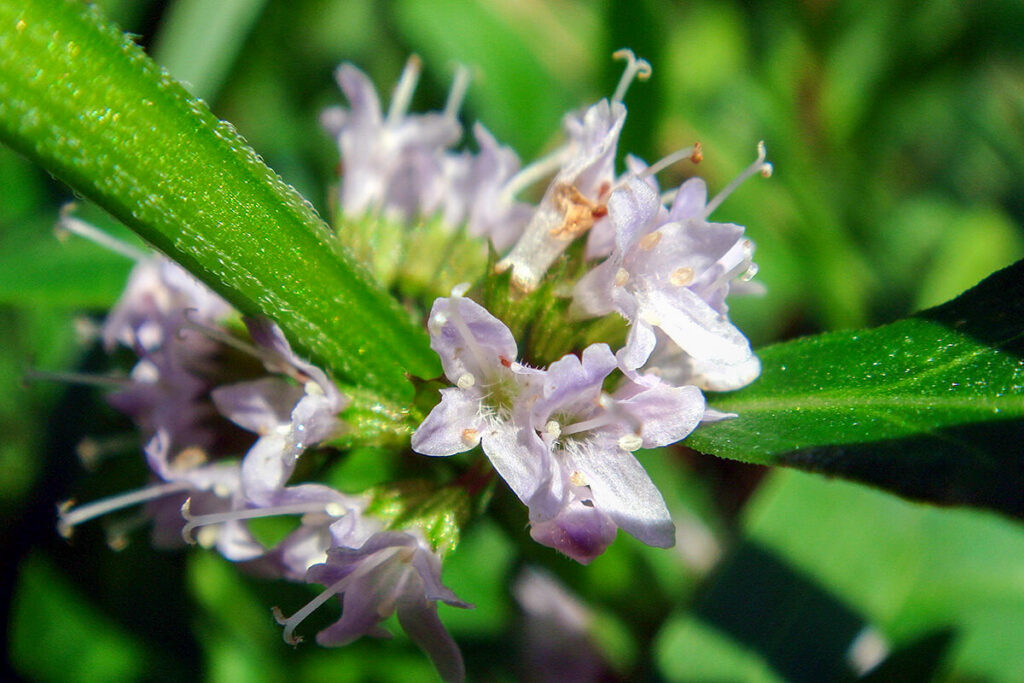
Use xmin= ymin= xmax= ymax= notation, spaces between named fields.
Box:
xmin=58 ymin=245 xmax=470 ymax=679
xmin=57 ymin=50 xmax=768 ymax=681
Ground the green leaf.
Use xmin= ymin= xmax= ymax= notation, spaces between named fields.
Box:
xmin=152 ymin=0 xmax=268 ymax=102
xmin=0 ymin=0 xmax=439 ymax=400
xmin=11 ymin=554 xmax=149 ymax=682
xmin=688 ymin=259 xmax=1024 ymax=516
xmin=0 ymin=225 xmax=132 ymax=308
xmin=743 ymin=470 xmax=1024 ymax=681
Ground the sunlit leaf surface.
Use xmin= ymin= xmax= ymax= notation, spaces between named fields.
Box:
xmin=689 ymin=260 xmax=1024 ymax=515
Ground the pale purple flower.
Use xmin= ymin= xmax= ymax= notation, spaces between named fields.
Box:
xmin=57 ymin=429 xmax=258 ymax=559
xmin=495 ymin=99 xmax=625 ymax=291
xmin=273 ymin=529 xmax=470 ymax=683
xmin=211 ymin=319 xmax=348 ymax=505
xmin=573 ymin=172 xmax=761 ymax=391
xmin=102 ymin=255 xmax=238 ymax=449
xmin=322 ymin=58 xmax=465 ymax=222
xmin=583 ymin=153 xmax=664 ymax=261
xmin=411 ymin=293 xmax=545 ymax=493
xmin=442 ymin=123 xmax=533 ymax=251
xmin=103 ymin=255 xmax=232 ymax=353
xmin=412 ymin=293 xmax=703 ymax=563
xmin=514 ymin=568 xmax=611 ymax=682
xmin=495 ymin=49 xmax=654 ymax=291
xmin=524 ymin=344 xmax=705 ymax=562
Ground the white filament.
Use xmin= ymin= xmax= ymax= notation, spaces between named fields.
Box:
xmin=180 ymin=498 xmax=346 ymax=544
xmin=702 ymin=141 xmax=772 ymax=219
xmin=444 ymin=65 xmax=471 ymax=120
xmin=57 ymin=207 xmax=148 ymax=261
xmin=387 ymin=55 xmax=422 ymax=127
xmin=58 ymin=480 xmax=193 ymax=538
xmin=611 ymin=49 xmax=652 ymax=103
xmin=639 ymin=144 xmax=701 ymax=179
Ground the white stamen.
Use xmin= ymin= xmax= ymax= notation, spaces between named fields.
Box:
xmin=499 ymin=146 xmax=573 ymax=204
xmin=611 ymin=49 xmax=652 ymax=103
xmin=560 ymin=393 xmax=644 ymax=439
xmin=387 ymin=55 xmax=422 ymax=127
xmin=446 ymin=299 xmax=494 ymax=383
xmin=180 ymin=497 xmax=346 ymax=545
xmin=614 ymin=268 xmax=630 ymax=287
xmin=273 ymin=546 xmax=404 ymax=645
xmin=569 ymin=470 xmax=588 ymax=487
xmin=58 ymin=480 xmax=193 ymax=538
xmin=560 ymin=414 xmax=614 ymax=437
xmin=639 ymin=143 xmax=703 ymax=179
xmin=707 ymin=241 xmax=757 ymax=291
xmin=444 ymin=64 xmax=471 ymax=120
xmin=702 ymin=141 xmax=772 ymax=219
xmin=56 ymin=206 xmax=148 ymax=261
xmin=618 ymin=434 xmax=644 ymax=452
xmin=456 ymin=373 xmax=476 ymax=389
xmin=23 ymin=368 xmax=132 ymax=389
xmin=179 ymin=313 xmax=282 ymax=366
xmin=544 ymin=420 xmax=561 ymax=440
xmin=450 ymin=282 xmax=472 ymax=297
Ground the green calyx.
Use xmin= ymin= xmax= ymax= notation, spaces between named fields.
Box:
xmin=365 ymin=481 xmax=472 ymax=557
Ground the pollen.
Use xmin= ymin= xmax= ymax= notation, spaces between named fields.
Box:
xmin=550 ymin=184 xmax=607 ymax=240
xmin=457 ymin=372 xmax=476 ymax=389
xmin=618 ymin=434 xmax=643 ymax=452
xmin=670 ymin=267 xmax=695 ymax=286
xmin=614 ymin=268 xmax=630 ymax=286
xmin=569 ymin=470 xmax=588 ymax=487
xmin=639 ymin=231 xmax=662 ymax=251
xmin=461 ymin=428 xmax=480 ymax=446
xmin=170 ymin=446 xmax=208 ymax=472
xmin=690 ymin=141 xmax=704 ymax=164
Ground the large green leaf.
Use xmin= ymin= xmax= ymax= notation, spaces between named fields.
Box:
xmin=657 ymin=469 xmax=1024 ymax=681
xmin=0 ymin=0 xmax=439 ymax=400
xmin=688 ymin=259 xmax=1024 ymax=516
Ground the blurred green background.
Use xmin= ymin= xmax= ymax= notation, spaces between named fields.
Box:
xmin=3 ymin=0 xmax=1024 ymax=680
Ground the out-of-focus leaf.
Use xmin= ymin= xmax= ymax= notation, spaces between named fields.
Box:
xmin=914 ymin=206 xmax=1024 ymax=309
xmin=655 ymin=614 xmax=782 ymax=683
xmin=391 ymin=0 xmax=593 ymax=157
xmin=10 ymin=554 xmax=148 ymax=682
xmin=152 ymin=0 xmax=268 ymax=102
xmin=743 ymin=469 xmax=1024 ymax=681
xmin=187 ymin=552 xmax=285 ymax=681
xmin=0 ymin=307 xmax=80 ymax=508
xmin=688 ymin=260 xmax=1024 ymax=516
xmin=437 ymin=519 xmax=514 ymax=638
xmin=0 ymin=228 xmax=132 ymax=308
xmin=0 ymin=0 xmax=439 ymax=400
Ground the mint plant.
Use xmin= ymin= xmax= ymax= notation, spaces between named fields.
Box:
xmin=3 ymin=1 xmax=1023 ymax=681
